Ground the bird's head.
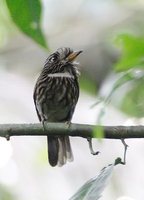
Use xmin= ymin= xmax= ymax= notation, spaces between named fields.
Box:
xmin=44 ymin=47 xmax=82 ymax=73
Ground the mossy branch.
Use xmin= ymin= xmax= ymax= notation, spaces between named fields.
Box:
xmin=0 ymin=123 xmax=144 ymax=140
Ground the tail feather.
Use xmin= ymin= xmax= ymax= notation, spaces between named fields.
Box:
xmin=47 ymin=136 xmax=59 ymax=167
xmin=48 ymin=136 xmax=73 ymax=167
xmin=64 ymin=136 xmax=73 ymax=162
xmin=58 ymin=136 xmax=73 ymax=166
xmin=58 ymin=137 xmax=67 ymax=166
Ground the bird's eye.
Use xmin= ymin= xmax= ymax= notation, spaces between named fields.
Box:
xmin=49 ymin=54 xmax=58 ymax=62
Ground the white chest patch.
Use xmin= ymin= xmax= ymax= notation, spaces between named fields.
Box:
xmin=48 ymin=72 xmax=74 ymax=78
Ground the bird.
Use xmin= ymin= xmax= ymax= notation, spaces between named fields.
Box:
xmin=33 ymin=47 xmax=82 ymax=167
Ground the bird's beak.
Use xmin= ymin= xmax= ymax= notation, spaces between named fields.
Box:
xmin=67 ymin=50 xmax=83 ymax=62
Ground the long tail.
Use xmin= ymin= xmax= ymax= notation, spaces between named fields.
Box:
xmin=47 ymin=136 xmax=73 ymax=167
xmin=47 ymin=136 xmax=59 ymax=166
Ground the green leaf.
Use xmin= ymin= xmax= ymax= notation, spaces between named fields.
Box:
xmin=114 ymin=34 xmax=144 ymax=71
xmin=6 ymin=0 xmax=47 ymax=48
xmin=69 ymin=164 xmax=114 ymax=200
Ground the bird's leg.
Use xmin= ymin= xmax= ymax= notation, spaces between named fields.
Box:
xmin=121 ymin=139 xmax=128 ymax=165
xmin=87 ymin=137 xmax=100 ymax=155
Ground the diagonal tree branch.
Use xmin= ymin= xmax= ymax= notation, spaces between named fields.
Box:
xmin=0 ymin=123 xmax=144 ymax=140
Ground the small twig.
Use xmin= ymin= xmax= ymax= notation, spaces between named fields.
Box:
xmin=87 ymin=138 xmax=100 ymax=155
xmin=121 ymin=139 xmax=129 ymax=165
xmin=114 ymin=139 xmax=129 ymax=165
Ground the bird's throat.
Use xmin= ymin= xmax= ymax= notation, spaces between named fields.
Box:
xmin=48 ymin=72 xmax=74 ymax=78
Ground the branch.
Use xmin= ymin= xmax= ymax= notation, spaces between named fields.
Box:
xmin=0 ymin=123 xmax=144 ymax=140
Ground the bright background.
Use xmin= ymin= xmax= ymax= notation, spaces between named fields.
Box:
xmin=0 ymin=0 xmax=144 ymax=199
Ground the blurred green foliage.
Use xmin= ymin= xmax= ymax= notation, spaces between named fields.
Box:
xmin=93 ymin=125 xmax=104 ymax=140
xmin=0 ymin=184 xmax=15 ymax=200
xmin=121 ymin=79 xmax=144 ymax=117
xmin=6 ymin=0 xmax=48 ymax=49
xmin=114 ymin=34 xmax=144 ymax=71
xmin=96 ymin=33 xmax=144 ymax=121
xmin=0 ymin=0 xmax=16 ymax=47
xmin=113 ymin=33 xmax=144 ymax=117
